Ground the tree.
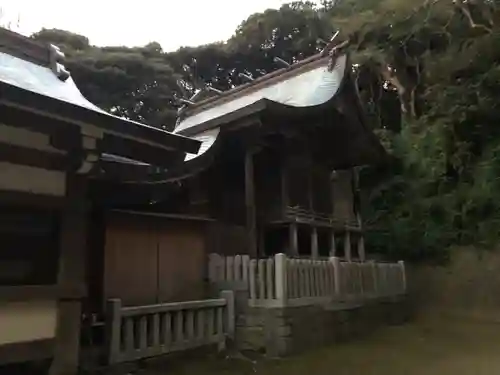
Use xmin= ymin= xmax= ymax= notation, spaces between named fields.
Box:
xmin=29 ymin=2 xmax=333 ymax=130
xmin=32 ymin=30 xmax=186 ymax=130
xmin=226 ymin=2 xmax=332 ymax=78
xmin=32 ymin=28 xmax=90 ymax=50
xmin=325 ymin=0 xmax=500 ymax=260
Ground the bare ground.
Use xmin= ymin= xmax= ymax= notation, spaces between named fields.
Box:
xmin=138 ymin=313 xmax=500 ymax=375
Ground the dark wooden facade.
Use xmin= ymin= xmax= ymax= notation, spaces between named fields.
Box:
xmin=153 ymin=131 xmax=362 ymax=259
xmin=136 ymin=53 xmax=385 ymax=263
xmin=103 ymin=211 xmax=210 ymax=306
xmin=111 ymin=56 xmax=385 ymax=274
xmin=0 ymin=27 xmax=200 ymax=375
xmin=79 ymin=52 xmax=386 ymax=332
xmin=83 ymin=53 xmax=388 ymax=328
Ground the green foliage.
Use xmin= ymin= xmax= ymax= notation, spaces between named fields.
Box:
xmin=32 ymin=28 xmax=90 ymax=50
xmin=327 ymin=0 xmax=500 ymax=262
xmin=32 ymin=32 xmax=183 ymax=130
xmin=29 ymin=0 xmax=500 ymax=261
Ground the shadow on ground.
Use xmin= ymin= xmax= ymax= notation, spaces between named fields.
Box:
xmin=137 ymin=313 xmax=500 ymax=375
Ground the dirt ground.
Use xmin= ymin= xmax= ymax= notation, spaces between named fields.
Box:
xmin=139 ymin=313 xmax=500 ymax=375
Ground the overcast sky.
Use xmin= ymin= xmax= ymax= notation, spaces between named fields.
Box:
xmin=1 ymin=0 xmax=302 ymax=51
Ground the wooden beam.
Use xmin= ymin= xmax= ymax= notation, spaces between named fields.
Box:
xmin=0 ymin=87 xmax=201 ymax=156
xmin=358 ymin=235 xmax=366 ymax=262
xmin=0 ymin=189 xmax=66 ymax=208
xmin=311 ymin=226 xmax=319 ymax=259
xmin=49 ymin=174 xmax=88 ymax=375
xmin=307 ymin=155 xmax=314 ymax=212
xmin=280 ymin=158 xmax=289 ymax=213
xmin=0 ymin=141 xmax=68 ymax=170
xmin=245 ymin=150 xmax=258 ymax=257
xmin=289 ymin=222 xmax=299 ymax=256
xmin=329 ymin=230 xmax=336 ymax=257
xmin=331 ymin=170 xmax=337 ymax=217
xmin=0 ymin=285 xmax=86 ymax=302
xmin=356 ymin=211 xmax=366 ymax=261
xmin=100 ymin=135 xmax=184 ymax=169
xmin=344 ymin=230 xmax=352 ymax=262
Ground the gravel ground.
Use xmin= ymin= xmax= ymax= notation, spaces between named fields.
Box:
xmin=133 ymin=313 xmax=500 ymax=375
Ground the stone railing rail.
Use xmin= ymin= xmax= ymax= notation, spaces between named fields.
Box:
xmin=208 ymin=253 xmax=406 ymax=308
xmin=105 ymin=290 xmax=235 ymax=364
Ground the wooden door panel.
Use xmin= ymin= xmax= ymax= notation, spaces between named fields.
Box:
xmin=104 ymin=218 xmax=158 ymax=306
xmin=157 ymin=222 xmax=206 ymax=302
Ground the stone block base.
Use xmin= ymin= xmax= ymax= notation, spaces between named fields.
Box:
xmin=236 ymin=296 xmax=411 ymax=357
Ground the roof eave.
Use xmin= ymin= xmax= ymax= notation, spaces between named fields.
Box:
xmin=0 ymin=80 xmax=201 ymax=155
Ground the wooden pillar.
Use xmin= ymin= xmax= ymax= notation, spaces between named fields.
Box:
xmin=280 ymin=157 xmax=289 ymax=212
xmin=307 ymin=160 xmax=314 ymax=212
xmin=356 ymin=211 xmax=366 ymax=262
xmin=330 ymin=170 xmax=337 ymax=217
xmin=311 ymin=226 xmax=318 ymax=259
xmin=289 ymin=222 xmax=299 ymax=256
xmin=358 ymin=234 xmax=366 ymax=262
xmin=258 ymin=227 xmax=266 ymax=257
xmin=50 ymin=174 xmax=88 ymax=375
xmin=245 ymin=150 xmax=258 ymax=257
xmin=329 ymin=230 xmax=336 ymax=257
xmin=344 ymin=230 xmax=352 ymax=262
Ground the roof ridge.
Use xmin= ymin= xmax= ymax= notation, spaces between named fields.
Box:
xmin=179 ymin=52 xmax=330 ymax=119
xmin=0 ymin=27 xmax=51 ymax=67
xmin=0 ymin=27 xmax=70 ymax=81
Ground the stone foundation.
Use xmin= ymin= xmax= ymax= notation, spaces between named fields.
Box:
xmin=236 ymin=296 xmax=411 ymax=357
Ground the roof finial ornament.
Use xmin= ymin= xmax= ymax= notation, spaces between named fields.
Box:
xmin=238 ymin=73 xmax=254 ymax=82
xmin=274 ymin=57 xmax=291 ymax=67
xmin=179 ymin=98 xmax=196 ymax=105
xmin=49 ymin=44 xmax=70 ymax=82
xmin=320 ymin=30 xmax=340 ymax=56
xmin=175 ymin=83 xmax=226 ymax=127
xmin=206 ymin=86 xmax=223 ymax=95
xmin=319 ymin=30 xmax=351 ymax=72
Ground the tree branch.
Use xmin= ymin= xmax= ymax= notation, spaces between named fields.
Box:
xmin=454 ymin=0 xmax=493 ymax=32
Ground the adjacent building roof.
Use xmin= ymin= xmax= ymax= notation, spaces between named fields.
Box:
xmin=0 ymin=27 xmax=200 ymax=170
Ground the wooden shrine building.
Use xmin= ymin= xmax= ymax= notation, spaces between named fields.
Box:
xmin=0 ymin=28 xmax=200 ymax=374
xmin=110 ymin=49 xmax=386 ymax=272
xmin=169 ymin=51 xmax=385 ymax=260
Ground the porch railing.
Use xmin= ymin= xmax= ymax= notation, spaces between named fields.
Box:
xmin=105 ymin=291 xmax=235 ymax=364
xmin=208 ymin=253 xmax=406 ymax=308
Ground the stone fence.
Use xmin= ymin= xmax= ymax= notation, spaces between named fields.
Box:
xmin=208 ymin=253 xmax=406 ymax=308
xmin=105 ymin=291 xmax=235 ymax=364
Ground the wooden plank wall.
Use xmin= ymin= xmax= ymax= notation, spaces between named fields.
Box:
xmin=104 ymin=214 xmax=207 ymax=307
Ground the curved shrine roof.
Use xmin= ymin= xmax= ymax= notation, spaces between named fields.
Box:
xmin=175 ymin=54 xmax=348 ymax=162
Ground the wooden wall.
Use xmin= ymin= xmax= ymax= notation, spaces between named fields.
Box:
xmin=254 ymin=148 xmax=284 ymax=221
xmin=206 ymin=221 xmax=248 ymax=256
xmin=332 ymin=170 xmax=356 ymax=223
xmin=104 ymin=213 xmax=208 ymax=306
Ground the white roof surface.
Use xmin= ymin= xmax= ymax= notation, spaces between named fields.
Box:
xmin=174 ymin=55 xmax=347 ymax=162
xmin=0 ymin=52 xmax=108 ymax=113
xmin=175 ymin=55 xmax=347 ymax=133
